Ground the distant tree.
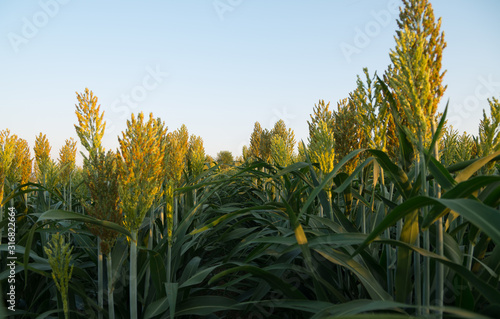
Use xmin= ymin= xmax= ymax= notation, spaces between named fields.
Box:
xmin=205 ymin=154 xmax=215 ymax=167
xmin=249 ymin=122 xmax=262 ymax=159
xmin=333 ymin=98 xmax=367 ymax=174
xmin=58 ymin=138 xmax=77 ymax=188
xmin=270 ymin=119 xmax=295 ymax=167
xmin=308 ymin=100 xmax=334 ymax=135
xmin=478 ymin=97 xmax=500 ymax=173
xmin=242 ymin=145 xmax=250 ymax=162
xmin=216 ymin=151 xmax=233 ymax=168
xmin=248 ymin=120 xmax=296 ymax=165
xmin=234 ymin=155 xmax=244 ymax=165
xmin=351 ymin=68 xmax=392 ymax=153
xmin=440 ymin=126 xmax=477 ymax=167
xmin=296 ymin=142 xmax=307 ymax=163
xmin=187 ymin=134 xmax=205 ymax=177
xmin=307 ymin=100 xmax=335 ymax=174
xmin=271 ymin=135 xmax=292 ymax=167
xmin=259 ymin=129 xmax=272 ymax=163
xmin=165 ymin=124 xmax=189 ymax=187
xmin=34 ymin=132 xmax=52 ymax=182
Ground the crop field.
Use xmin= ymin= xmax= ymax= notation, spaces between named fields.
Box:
xmin=1 ymin=0 xmax=500 ymax=318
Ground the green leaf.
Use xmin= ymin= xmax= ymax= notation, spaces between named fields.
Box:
xmin=321 ymin=315 xmax=414 ymax=319
xmin=241 ymin=299 xmax=335 ymax=314
xmin=178 ymin=256 xmax=201 ymax=284
xmin=308 ymin=233 xmax=367 ymax=248
xmin=165 ymin=282 xmax=178 ymax=319
xmin=175 ymin=296 xmax=239 ymax=316
xmin=395 ymin=208 xmax=418 ymax=302
xmin=111 ymin=238 xmax=129 ymax=284
xmin=271 ymin=161 xmax=311 ymax=180
xmin=434 ymin=198 xmax=500 ymax=246
xmin=455 ymin=150 xmax=500 ymax=183
xmin=150 ymin=252 xmax=167 ymax=297
xmin=426 ymin=101 xmax=448 ymax=157
xmin=423 ymin=176 xmax=500 ymax=228
xmin=209 ymin=265 xmax=306 ymax=299
xmin=333 ymin=158 xmax=374 ymax=194
xmin=426 ymin=154 xmax=455 ymax=190
xmin=367 ymin=149 xmax=412 ymax=200
xmin=374 ymin=238 xmax=500 ymax=305
xmin=311 ymin=299 xmax=407 ymax=318
xmin=179 ymin=265 xmax=219 ymax=288
xmin=73 ymin=233 xmax=98 ymax=263
xmin=314 ymin=248 xmax=392 ymax=301
xmin=24 ymin=220 xmax=41 ymax=286
xmin=189 ymin=205 xmax=274 ymax=235
xmin=355 ymin=197 xmax=500 ymax=256
xmin=454 ymin=275 xmax=475 ymax=311
xmin=395 ymin=119 xmax=415 ymax=171
xmin=482 ymin=182 xmax=500 ymax=207
xmin=34 ymin=309 xmax=63 ymax=319
xmin=143 ymin=296 xmax=169 ymax=319
xmin=38 ymin=209 xmax=131 ymax=238
xmin=353 ymin=196 xmax=429 ymax=256
xmin=300 ymin=149 xmax=366 ymax=219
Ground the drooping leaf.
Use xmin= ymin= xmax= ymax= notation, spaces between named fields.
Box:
xmin=38 ymin=209 xmax=131 ymax=238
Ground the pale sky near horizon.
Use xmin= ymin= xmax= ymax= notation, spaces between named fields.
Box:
xmin=1 ymin=0 xmax=500 ymax=166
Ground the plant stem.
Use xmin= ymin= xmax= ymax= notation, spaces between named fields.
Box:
xmin=359 ymin=171 xmax=365 ymax=234
xmin=466 ymin=244 xmax=475 ymax=271
xmin=107 ymin=253 xmax=115 ymax=319
xmin=328 ymin=190 xmax=333 ymax=220
xmin=414 ymin=237 xmax=422 ymax=315
xmin=130 ymin=231 xmax=138 ymax=319
xmin=436 ymin=216 xmax=444 ymax=317
xmin=381 ymin=168 xmax=393 ymax=298
xmin=144 ymin=208 xmax=153 ymax=299
xmin=69 ymin=174 xmax=72 ymax=212
xmin=63 ymin=293 xmax=69 ymax=319
xmin=193 ymin=188 xmax=197 ymax=206
xmin=432 ymin=119 xmax=443 ymax=319
xmin=167 ymin=244 xmax=172 ymax=283
xmin=98 ymin=238 xmax=103 ymax=319
xmin=174 ymin=196 xmax=178 ymax=232
xmin=421 ymin=153 xmax=430 ymax=315
xmin=414 ymin=152 xmax=422 ymax=315
xmin=160 ymin=206 xmax=164 ymax=241
xmin=0 ymin=204 xmax=3 ymax=245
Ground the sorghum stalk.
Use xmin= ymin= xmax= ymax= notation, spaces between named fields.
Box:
xmin=165 ymin=180 xmax=174 ymax=282
xmin=75 ymin=89 xmax=123 ymax=318
xmin=130 ymin=231 xmax=138 ymax=318
xmin=144 ymin=207 xmax=154 ymax=298
xmin=413 ymin=151 xmax=422 ymax=315
xmin=421 ymin=147 xmax=430 ymax=315
xmin=44 ymin=233 xmax=74 ymax=319
xmin=117 ymin=112 xmax=164 ymax=319
xmin=107 ymin=253 xmax=115 ymax=319
xmin=432 ymin=120 xmax=444 ymax=318
xmin=98 ymin=238 xmax=103 ymax=318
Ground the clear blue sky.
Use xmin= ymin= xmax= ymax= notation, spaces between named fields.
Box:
xmin=1 ymin=0 xmax=500 ymax=165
